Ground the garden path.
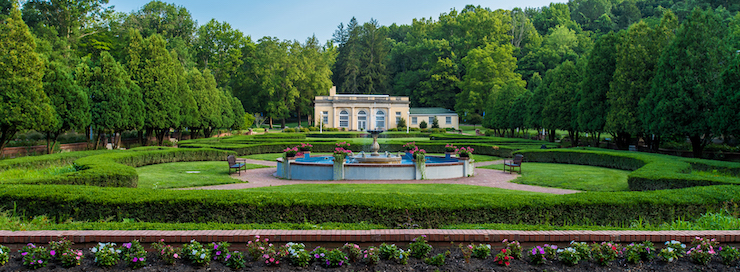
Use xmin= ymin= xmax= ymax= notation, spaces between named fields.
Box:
xmin=179 ymin=159 xmax=580 ymax=194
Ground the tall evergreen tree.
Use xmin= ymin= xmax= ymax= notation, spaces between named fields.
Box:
xmin=0 ymin=5 xmax=57 ymax=154
xmin=542 ymin=60 xmax=581 ymax=143
xmin=40 ymin=61 xmax=90 ymax=154
xmin=648 ymin=8 xmax=729 ymax=158
xmin=577 ymin=31 xmax=621 ymax=146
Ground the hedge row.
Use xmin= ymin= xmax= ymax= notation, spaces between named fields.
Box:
xmin=0 ymin=184 xmax=736 ymax=227
xmin=2 ymin=147 xmax=234 ymax=188
xmin=515 ymin=148 xmax=740 ymax=191
xmin=0 ymin=149 xmax=113 ymax=171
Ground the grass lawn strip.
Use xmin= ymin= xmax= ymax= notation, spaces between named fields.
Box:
xmin=136 ymin=161 xmax=269 ymax=189
xmin=480 ymin=162 xmax=631 ymax=192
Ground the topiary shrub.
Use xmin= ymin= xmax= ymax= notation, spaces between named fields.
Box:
xmin=419 ymin=120 xmax=428 ymax=129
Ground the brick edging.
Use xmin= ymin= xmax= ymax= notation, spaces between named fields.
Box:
xmin=2 ymin=230 xmax=739 ymax=245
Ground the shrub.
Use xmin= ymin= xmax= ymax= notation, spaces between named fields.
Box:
xmin=419 ymin=120 xmax=427 ymax=129
xmin=119 ymin=240 xmax=147 ymax=269
xmin=58 ymin=248 xmax=83 ymax=267
xmin=283 ymin=128 xmax=296 ymax=133
xmin=409 ymin=235 xmax=432 ymax=258
xmin=557 ymin=247 xmax=580 ymax=265
xmin=431 ymin=117 xmax=440 ymax=128
xmin=183 ymin=240 xmax=211 ymax=266
xmin=529 ymin=246 xmax=547 ymax=265
xmin=378 ymin=243 xmax=409 ymax=264
xmin=321 ymin=249 xmax=348 ymax=268
xmin=719 ymin=245 xmax=740 ymax=265
xmin=308 ymin=126 xmax=319 ymax=131
xmin=397 ymin=117 xmax=407 ymax=128
xmin=299 ymin=127 xmax=310 ymax=133
xmin=0 ymin=245 xmax=8 ymax=266
xmin=424 ymin=250 xmax=449 ymax=266
xmin=20 ymin=243 xmax=51 ymax=269
xmin=591 ymin=241 xmax=619 ymax=266
xmin=210 ymin=241 xmax=230 ymax=262
xmin=502 ymin=239 xmax=522 ymax=259
xmin=286 ymin=242 xmax=310 ymax=267
xmin=622 ymin=241 xmax=655 ymax=264
xmin=151 ymin=239 xmax=180 ymax=265
xmin=90 ymin=242 xmax=120 ymax=267
xmin=362 ymin=247 xmax=380 ymax=265
xmin=224 ymin=250 xmax=246 ymax=269
xmin=687 ymin=237 xmax=718 ymax=265
xmin=342 ymin=243 xmax=362 ymax=262
xmin=246 ymin=236 xmax=268 ymax=260
xmin=494 ymin=248 xmax=514 ymax=266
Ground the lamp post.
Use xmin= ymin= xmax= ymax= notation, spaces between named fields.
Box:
xmin=319 ymin=112 xmax=323 ymax=133
xmin=406 ymin=111 xmax=410 ymax=134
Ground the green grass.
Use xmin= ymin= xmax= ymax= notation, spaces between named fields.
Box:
xmin=481 ymin=162 xmax=631 ymax=192
xmin=692 ymin=170 xmax=740 ymax=180
xmin=0 ymin=165 xmax=77 ymax=181
xmin=136 ymin=161 xmax=269 ymax=189
xmin=241 ymin=184 xmax=544 ymax=195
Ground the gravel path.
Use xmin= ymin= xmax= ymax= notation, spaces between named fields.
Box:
xmin=178 ymin=159 xmax=580 ymax=194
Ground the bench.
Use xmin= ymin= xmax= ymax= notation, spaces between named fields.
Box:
xmin=503 ymin=154 xmax=523 ymax=174
xmin=227 ymin=155 xmax=246 ymax=175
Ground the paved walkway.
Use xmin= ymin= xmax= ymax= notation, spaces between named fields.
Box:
xmin=180 ymin=159 xmax=580 ymax=194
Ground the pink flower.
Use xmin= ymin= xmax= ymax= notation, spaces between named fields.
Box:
xmin=270 ymin=258 xmax=275 ymax=262
xmin=133 ymin=257 xmax=138 ymax=262
xmin=75 ymin=256 xmax=80 ymax=260
xmin=50 ymin=250 xmax=55 ymax=256
xmin=38 ymin=260 xmax=42 ymax=264
xmin=21 ymin=252 xmax=27 ymax=256
xmin=263 ymin=254 xmax=269 ymax=259
xmin=173 ymin=253 xmax=179 ymax=258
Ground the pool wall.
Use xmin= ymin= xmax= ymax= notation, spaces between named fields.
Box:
xmin=276 ymin=156 xmax=474 ymax=180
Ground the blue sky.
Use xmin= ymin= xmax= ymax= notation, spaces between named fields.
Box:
xmin=110 ymin=0 xmax=563 ymax=44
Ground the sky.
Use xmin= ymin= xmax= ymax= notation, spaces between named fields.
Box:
xmin=109 ymin=0 xmax=563 ymax=44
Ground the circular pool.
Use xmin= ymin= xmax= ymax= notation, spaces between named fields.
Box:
xmin=276 ymin=154 xmax=474 ymax=180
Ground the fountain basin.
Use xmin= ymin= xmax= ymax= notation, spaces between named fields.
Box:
xmin=276 ymin=155 xmax=474 ymax=180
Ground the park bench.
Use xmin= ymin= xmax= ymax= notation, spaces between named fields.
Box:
xmin=503 ymin=154 xmax=524 ymax=174
xmin=227 ymin=155 xmax=246 ymax=175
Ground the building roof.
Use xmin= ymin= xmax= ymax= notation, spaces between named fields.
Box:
xmin=409 ymin=108 xmax=457 ymax=115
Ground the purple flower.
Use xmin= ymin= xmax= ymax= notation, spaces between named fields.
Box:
xmin=132 ymin=257 xmax=138 ymax=262
xmin=214 ymin=244 xmax=218 ymax=249
xmin=216 ymin=251 xmax=221 ymax=255
xmin=50 ymin=250 xmax=55 ymax=256
xmin=326 ymin=260 xmax=330 ymax=266
xmin=38 ymin=260 xmax=43 ymax=264
xmin=339 ymin=261 xmax=344 ymax=266
xmin=124 ymin=243 xmax=131 ymax=249
xmin=21 ymin=252 xmax=27 ymax=256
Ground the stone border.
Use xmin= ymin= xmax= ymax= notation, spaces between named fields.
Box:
xmin=2 ymin=230 xmax=739 ymax=245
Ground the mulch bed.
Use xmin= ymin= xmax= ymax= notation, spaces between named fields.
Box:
xmin=4 ymin=247 xmax=738 ymax=272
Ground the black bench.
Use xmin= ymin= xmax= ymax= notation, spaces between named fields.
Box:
xmin=503 ymin=154 xmax=524 ymax=174
xmin=227 ymin=155 xmax=246 ymax=175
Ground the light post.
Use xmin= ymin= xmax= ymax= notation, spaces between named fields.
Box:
xmin=319 ymin=112 xmax=323 ymax=133
xmin=406 ymin=111 xmax=410 ymax=134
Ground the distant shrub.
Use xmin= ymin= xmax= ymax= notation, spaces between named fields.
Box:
xmin=419 ymin=120 xmax=428 ymax=129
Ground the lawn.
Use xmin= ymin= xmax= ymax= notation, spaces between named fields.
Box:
xmin=481 ymin=162 xmax=631 ymax=192
xmin=241 ymin=184 xmax=545 ymax=195
xmin=0 ymin=165 xmax=76 ymax=181
xmin=136 ymin=161 xmax=270 ymax=189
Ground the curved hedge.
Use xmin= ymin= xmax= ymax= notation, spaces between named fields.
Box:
xmin=1 ymin=147 xmax=235 ymax=188
xmin=515 ymin=148 xmax=740 ymax=191
xmin=0 ymin=184 xmax=736 ymax=228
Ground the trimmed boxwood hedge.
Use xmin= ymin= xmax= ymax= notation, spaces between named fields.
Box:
xmin=0 ymin=184 xmax=736 ymax=228
xmin=1 ymin=147 xmax=234 ymax=188
xmin=515 ymin=148 xmax=740 ymax=191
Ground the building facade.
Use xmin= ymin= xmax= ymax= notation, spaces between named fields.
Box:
xmin=314 ymin=87 xmax=459 ymax=130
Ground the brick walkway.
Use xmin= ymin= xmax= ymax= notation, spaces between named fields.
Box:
xmin=180 ymin=159 xmax=580 ymax=194
xmin=3 ymin=230 xmax=739 ymax=245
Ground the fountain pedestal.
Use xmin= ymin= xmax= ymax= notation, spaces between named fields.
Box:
xmin=351 ymin=130 xmax=402 ymax=164
xmin=369 ymin=130 xmax=381 ymax=156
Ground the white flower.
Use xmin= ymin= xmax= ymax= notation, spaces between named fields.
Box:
xmin=556 ymin=249 xmax=564 ymax=253
xmin=667 ymin=248 xmax=674 ymax=252
xmin=91 ymin=247 xmax=98 ymax=253
xmin=200 ymin=253 xmax=206 ymax=259
xmin=192 ymin=250 xmax=197 ymax=255
xmin=486 ymin=245 xmax=491 ymax=249
xmin=681 ymin=244 xmax=686 ymax=248
xmin=668 ymin=257 xmax=674 ymax=262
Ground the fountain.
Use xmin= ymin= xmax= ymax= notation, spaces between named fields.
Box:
xmin=350 ymin=130 xmax=402 ymax=164
xmin=276 ymin=130 xmax=474 ymax=180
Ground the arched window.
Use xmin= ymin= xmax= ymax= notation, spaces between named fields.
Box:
xmin=357 ymin=110 xmax=367 ymax=130
xmin=339 ymin=110 xmax=349 ymax=127
xmin=375 ymin=110 xmax=385 ymax=129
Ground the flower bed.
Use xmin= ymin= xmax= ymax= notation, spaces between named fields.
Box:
xmin=1 ymin=237 xmax=738 ymax=271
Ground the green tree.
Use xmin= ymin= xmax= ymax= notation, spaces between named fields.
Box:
xmin=186 ymin=68 xmax=215 ymax=139
xmin=0 ymin=5 xmax=57 ymax=154
xmin=40 ymin=61 xmax=90 ymax=154
xmin=252 ymin=37 xmax=299 ymax=128
xmin=456 ymin=42 xmax=523 ymax=120
xmin=128 ymin=33 xmax=180 ymax=145
xmin=484 ymin=80 xmax=526 ymax=136
xmin=508 ymin=90 xmax=532 ymax=137
xmin=578 ymin=31 xmax=621 ymax=146
xmin=542 ymin=60 xmax=581 ymax=143
xmin=293 ymin=35 xmax=335 ymax=127
xmin=396 ymin=117 xmax=407 ymax=128
xmin=171 ymin=50 xmax=198 ymax=141
xmin=194 ymin=19 xmax=246 ymax=87
xmin=419 ymin=120 xmax=428 ymax=129
xmin=648 ymin=8 xmax=729 ymax=158
xmin=431 ymin=117 xmax=440 ymax=129
xmin=78 ymin=52 xmax=134 ymax=148
xmin=713 ymin=52 xmax=740 ymax=139
xmin=606 ymin=11 xmax=677 ymax=149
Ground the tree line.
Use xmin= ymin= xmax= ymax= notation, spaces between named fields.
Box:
xmin=330 ymin=0 xmax=739 ymax=157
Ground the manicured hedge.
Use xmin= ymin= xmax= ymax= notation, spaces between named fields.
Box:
xmin=0 ymin=184 xmax=736 ymax=228
xmin=515 ymin=148 xmax=740 ymax=191
xmin=1 ymin=147 xmax=234 ymax=188
xmin=0 ymin=149 xmax=113 ymax=171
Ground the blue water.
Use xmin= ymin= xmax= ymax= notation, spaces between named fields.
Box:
xmin=296 ymin=154 xmax=459 ymax=164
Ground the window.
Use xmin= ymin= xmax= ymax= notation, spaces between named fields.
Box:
xmin=396 ymin=112 xmax=401 ymax=116
xmin=375 ymin=110 xmax=385 ymax=129
xmin=446 ymin=116 xmax=452 ymax=124
xmin=339 ymin=110 xmax=349 ymax=127
xmin=357 ymin=110 xmax=367 ymax=130
xmin=429 ymin=117 xmax=434 ymax=125
xmin=322 ymin=111 xmax=328 ymax=124
xmin=395 ymin=112 xmax=402 ymax=124
xmin=411 ymin=117 xmax=417 ymax=124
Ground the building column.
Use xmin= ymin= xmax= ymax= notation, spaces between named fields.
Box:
xmin=369 ymin=107 xmax=374 ymax=130
xmin=350 ymin=107 xmax=355 ymax=131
